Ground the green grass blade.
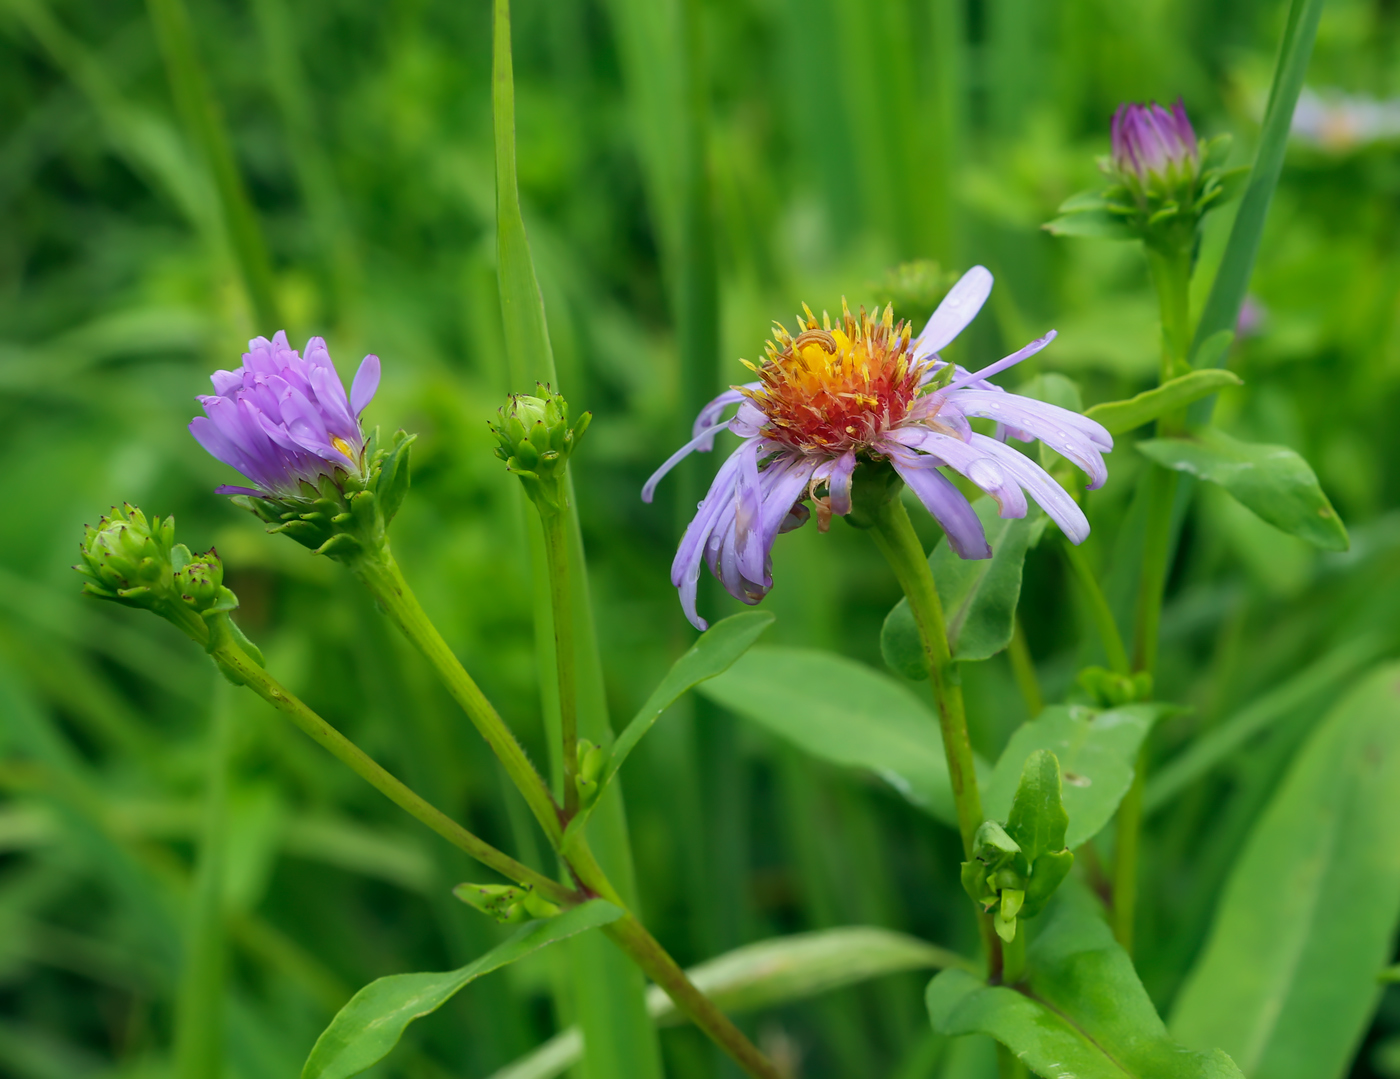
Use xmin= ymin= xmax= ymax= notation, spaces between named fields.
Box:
xmin=145 ymin=0 xmax=280 ymax=328
xmin=491 ymin=5 xmax=663 ymax=1077
xmin=1188 ymin=0 xmax=1325 ymax=372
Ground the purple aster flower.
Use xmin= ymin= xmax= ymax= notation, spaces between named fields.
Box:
xmin=1111 ymin=98 xmax=1200 ymax=192
xmin=643 ymin=267 xmax=1113 ymax=630
xmin=190 ymin=331 xmax=381 ymax=499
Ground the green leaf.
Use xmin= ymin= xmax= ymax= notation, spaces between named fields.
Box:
xmin=882 ymin=500 xmax=1039 ymax=677
xmin=1084 ymin=367 xmax=1241 ymax=436
xmin=1043 ymin=208 xmax=1137 ymax=240
xmin=1189 ymin=0 xmax=1326 ymax=374
xmin=699 ymin=646 xmax=983 ymax=827
xmin=562 ymin=611 xmax=773 ymax=845
xmin=488 ymin=927 xmax=973 ymax=1079
xmin=984 ymin=704 xmax=1170 ymax=850
xmin=301 ymin=901 xmax=622 ymax=1079
xmin=1138 ymin=426 xmax=1348 ymax=550
xmin=928 ymin=885 xmax=1244 ymax=1079
xmin=1170 ymin=664 xmax=1400 ymax=1079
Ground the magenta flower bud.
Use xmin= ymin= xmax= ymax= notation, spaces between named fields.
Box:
xmin=1110 ymin=99 xmax=1200 ymax=193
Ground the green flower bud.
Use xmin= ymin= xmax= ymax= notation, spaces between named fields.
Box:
xmin=231 ymin=427 xmax=416 ymax=564
xmin=489 ymin=384 xmax=591 ymax=513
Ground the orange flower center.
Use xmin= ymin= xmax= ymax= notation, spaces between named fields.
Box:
xmin=742 ymin=303 xmax=926 ymax=455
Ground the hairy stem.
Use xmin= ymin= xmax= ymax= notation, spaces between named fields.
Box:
xmin=350 ymin=545 xmax=563 ymax=845
xmin=567 ymin=837 xmax=783 ymax=1079
xmin=539 ymin=507 xmax=580 ymax=817
xmin=867 ymin=496 xmax=997 ymax=968
xmin=211 ymin=630 xmax=572 ymax=904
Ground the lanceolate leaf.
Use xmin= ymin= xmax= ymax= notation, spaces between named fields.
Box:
xmin=700 ymin=646 xmax=980 ymax=827
xmin=301 ymin=901 xmax=622 ymax=1079
xmin=563 ymin=611 xmax=774 ymax=844
xmin=984 ymin=704 xmax=1171 ymax=850
xmin=1084 ymin=367 xmax=1241 ymax=436
xmin=883 ymin=499 xmax=1039 ymax=677
xmin=1170 ymin=664 xmax=1400 ymax=1079
xmin=1139 ymin=426 xmax=1348 ymax=550
xmin=927 ymin=885 xmax=1244 ymax=1079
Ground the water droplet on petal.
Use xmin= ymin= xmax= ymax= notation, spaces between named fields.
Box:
xmin=968 ymin=458 xmax=1005 ymax=490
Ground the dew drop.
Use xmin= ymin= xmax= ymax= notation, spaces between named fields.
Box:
xmin=968 ymin=458 xmax=1005 ymax=489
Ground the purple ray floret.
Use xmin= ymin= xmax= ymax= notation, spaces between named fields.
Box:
xmin=190 ymin=331 xmax=381 ymax=498
xmin=643 ymin=267 xmax=1114 ymax=629
xmin=1111 ymin=98 xmax=1198 ymax=185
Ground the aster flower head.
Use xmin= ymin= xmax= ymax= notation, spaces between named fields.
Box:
xmin=644 ymin=267 xmax=1114 ymax=630
xmin=190 ymin=332 xmax=415 ymax=562
xmin=190 ymin=331 xmax=381 ymax=500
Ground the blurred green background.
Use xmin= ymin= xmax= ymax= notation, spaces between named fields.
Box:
xmin=3 ymin=0 xmax=1400 ymax=1076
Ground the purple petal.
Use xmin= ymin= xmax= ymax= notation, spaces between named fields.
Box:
xmin=692 ymin=382 xmax=759 ymax=440
xmin=891 ymin=430 xmax=1028 ymax=519
xmin=887 ymin=451 xmax=991 ymax=559
xmin=946 ymin=330 xmax=1057 ymax=392
xmin=826 ymin=449 xmax=857 ymax=516
xmin=970 ymin=435 xmax=1090 ymax=544
xmin=351 ymin=354 xmax=381 ymax=416
xmin=310 ymin=364 xmax=357 ymax=437
xmin=644 ymin=422 xmax=730 ymax=503
xmin=214 ymin=484 xmax=264 ymax=496
xmin=950 ymin=389 xmax=1112 ymax=487
xmin=913 ymin=266 xmax=993 ymax=359
xmin=733 ymin=440 xmax=765 ymax=585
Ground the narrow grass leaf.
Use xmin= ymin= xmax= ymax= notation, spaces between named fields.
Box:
xmin=983 ymin=704 xmax=1172 ymax=850
xmin=1085 ymin=368 xmax=1241 ymax=436
xmin=1139 ymin=427 xmax=1348 ymax=550
xmin=700 ymin=646 xmax=978 ymax=826
xmin=928 ymin=884 xmax=1244 ymax=1078
xmin=301 ymin=901 xmax=622 ymax=1079
xmin=1170 ymin=664 xmax=1400 ymax=1079
xmin=1189 ymin=0 xmax=1326 ymax=372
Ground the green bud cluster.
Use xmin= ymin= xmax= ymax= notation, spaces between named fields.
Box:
xmin=453 ymin=881 xmax=561 ymax=924
xmin=74 ymin=506 xmax=264 ymax=677
xmin=1078 ymin=666 xmax=1153 ymax=709
xmin=233 ymin=427 xmax=415 ymax=564
xmin=489 ymin=385 xmax=591 ymax=513
xmin=962 ymin=750 xmax=1074 ymax=949
xmin=75 ymin=505 xmax=238 ymax=624
xmin=575 ymin=739 xmax=606 ymax=809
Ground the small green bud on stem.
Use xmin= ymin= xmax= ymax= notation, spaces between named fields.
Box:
xmin=488 ymin=384 xmax=591 ymax=514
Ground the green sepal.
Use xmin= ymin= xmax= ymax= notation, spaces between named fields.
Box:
xmin=1023 ymin=848 xmax=1074 ymax=919
xmin=1077 ymin=665 xmax=1153 ymax=708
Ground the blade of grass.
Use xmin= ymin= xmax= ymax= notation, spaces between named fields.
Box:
xmin=1188 ymin=0 xmax=1325 ymax=383
xmin=492 ymin=4 xmax=663 ymax=1077
xmin=145 ymin=0 xmax=280 ymax=328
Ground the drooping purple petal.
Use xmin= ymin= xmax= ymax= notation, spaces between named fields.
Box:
xmin=969 ymin=434 xmax=1090 ymax=544
xmin=887 ymin=450 xmax=992 ymax=559
xmin=885 ymin=428 xmax=1027 ymax=519
xmin=913 ymin=266 xmax=994 ymax=359
xmin=825 ymin=449 xmax=857 ymax=516
xmin=733 ymin=439 xmax=766 ymax=585
xmin=951 ymin=388 xmax=1112 ymax=488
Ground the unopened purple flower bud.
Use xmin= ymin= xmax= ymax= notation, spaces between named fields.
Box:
xmin=1110 ymin=99 xmax=1200 ymax=194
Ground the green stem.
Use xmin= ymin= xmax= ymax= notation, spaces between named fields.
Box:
xmin=349 ymin=545 xmax=563 ymax=846
xmin=1006 ymin=617 xmax=1044 ymax=718
xmin=1062 ymin=538 xmax=1130 ymax=676
xmin=173 ymin=680 xmax=230 ymax=1079
xmin=1000 ymin=926 xmax=1026 ymax=986
xmin=539 ymin=507 xmax=580 ymax=817
xmin=145 ymin=0 xmax=280 ymax=328
xmin=210 ymin=629 xmax=572 ymax=905
xmin=1146 ymin=242 xmax=1193 ymax=382
xmin=866 ymin=497 xmax=997 ymax=968
xmin=566 ymin=838 xmax=782 ymax=1079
